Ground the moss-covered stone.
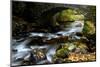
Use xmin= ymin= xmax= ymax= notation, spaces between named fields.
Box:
xmin=83 ymin=21 xmax=95 ymax=35
xmin=57 ymin=9 xmax=84 ymax=22
xmin=56 ymin=48 xmax=69 ymax=58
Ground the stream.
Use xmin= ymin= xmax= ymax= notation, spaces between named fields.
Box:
xmin=11 ymin=20 xmax=84 ymax=66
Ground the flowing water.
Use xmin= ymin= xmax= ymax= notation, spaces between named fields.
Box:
xmin=12 ymin=20 xmax=84 ymax=66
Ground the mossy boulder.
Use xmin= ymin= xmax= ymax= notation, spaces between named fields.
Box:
xmin=57 ymin=9 xmax=84 ymax=22
xmin=83 ymin=21 xmax=95 ymax=35
xmin=56 ymin=48 xmax=69 ymax=58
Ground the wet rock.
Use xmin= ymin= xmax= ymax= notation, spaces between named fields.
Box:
xmin=53 ymin=58 xmax=64 ymax=64
xmin=32 ymin=49 xmax=47 ymax=61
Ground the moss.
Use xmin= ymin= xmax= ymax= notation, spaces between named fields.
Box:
xmin=56 ymin=48 xmax=69 ymax=58
xmin=58 ymin=9 xmax=84 ymax=22
xmin=83 ymin=21 xmax=95 ymax=35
